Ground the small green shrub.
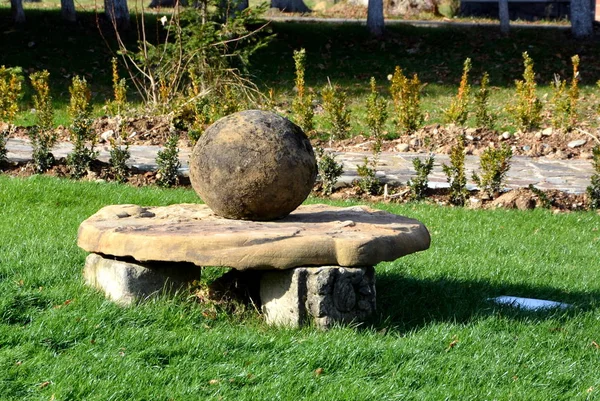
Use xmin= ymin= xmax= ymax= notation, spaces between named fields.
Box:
xmin=356 ymin=157 xmax=383 ymax=196
xmin=355 ymin=80 xmax=388 ymax=196
xmin=29 ymin=70 xmax=56 ymax=173
xmin=528 ymin=184 xmax=553 ymax=209
xmin=472 ymin=144 xmax=513 ymax=198
xmin=322 ymin=82 xmax=351 ymax=141
xmin=444 ymin=58 xmax=471 ymax=126
xmin=586 ymin=145 xmax=600 ymax=209
xmin=550 ymin=55 xmax=580 ymax=132
xmin=473 ymin=72 xmax=494 ymax=129
xmin=315 ymin=147 xmax=344 ymax=195
xmin=156 ymin=133 xmax=181 ymax=187
xmin=366 ymin=77 xmax=388 ymax=140
xmin=408 ymin=155 xmax=434 ymax=200
xmin=106 ymin=58 xmax=128 ymax=116
xmin=0 ymin=66 xmax=22 ymax=167
xmin=508 ymin=52 xmax=543 ymax=132
xmin=67 ymin=76 xmax=98 ymax=179
xmin=292 ymin=49 xmax=314 ymax=134
xmin=109 ymin=125 xmax=130 ymax=183
xmin=442 ymin=135 xmax=469 ymax=206
xmin=438 ymin=0 xmax=460 ymax=18
xmin=0 ymin=66 xmax=23 ymax=123
xmin=389 ymin=66 xmax=423 ymax=135
xmin=0 ymin=127 xmax=8 ymax=165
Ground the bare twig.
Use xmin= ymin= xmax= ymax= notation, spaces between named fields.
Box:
xmin=575 ymin=128 xmax=600 ymax=145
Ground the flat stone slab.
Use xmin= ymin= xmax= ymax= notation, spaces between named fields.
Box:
xmin=78 ymin=203 xmax=430 ymax=270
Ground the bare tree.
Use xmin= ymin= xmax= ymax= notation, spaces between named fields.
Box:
xmin=105 ymin=0 xmax=130 ymax=30
xmin=270 ymin=0 xmax=310 ymax=13
xmin=571 ymin=0 xmax=593 ymax=38
xmin=367 ymin=0 xmax=384 ymax=36
xmin=61 ymin=0 xmax=77 ymax=22
xmin=499 ymin=0 xmax=509 ymax=34
xmin=11 ymin=0 xmax=25 ymax=24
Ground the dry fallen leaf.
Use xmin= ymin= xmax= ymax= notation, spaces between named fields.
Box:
xmin=592 ymin=341 xmax=599 ymax=349
xmin=314 ymin=368 xmax=324 ymax=376
xmin=209 ymin=379 xmax=219 ymax=385
xmin=39 ymin=381 xmax=51 ymax=389
xmin=446 ymin=337 xmax=459 ymax=352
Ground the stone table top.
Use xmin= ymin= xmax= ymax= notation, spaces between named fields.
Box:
xmin=77 ymin=203 xmax=430 ymax=270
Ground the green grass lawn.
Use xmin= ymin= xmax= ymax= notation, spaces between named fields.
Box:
xmin=1 ymin=175 xmax=600 ymax=400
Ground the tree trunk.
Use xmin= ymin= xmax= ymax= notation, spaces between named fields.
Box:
xmin=61 ymin=0 xmax=77 ymax=22
xmin=571 ymin=0 xmax=593 ymax=39
xmin=270 ymin=0 xmax=310 ymax=13
xmin=105 ymin=0 xmax=130 ymax=30
xmin=11 ymin=0 xmax=25 ymax=24
xmin=367 ymin=0 xmax=384 ymax=36
xmin=499 ymin=0 xmax=510 ymax=34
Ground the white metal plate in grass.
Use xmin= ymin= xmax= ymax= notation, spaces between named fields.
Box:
xmin=491 ymin=296 xmax=570 ymax=311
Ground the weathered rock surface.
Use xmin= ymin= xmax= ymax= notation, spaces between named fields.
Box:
xmin=189 ymin=110 xmax=317 ymax=221
xmin=77 ymin=203 xmax=430 ymax=270
xmin=261 ymin=266 xmax=376 ymax=329
xmin=83 ymin=253 xmax=200 ymax=305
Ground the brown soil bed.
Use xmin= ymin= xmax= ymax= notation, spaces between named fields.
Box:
xmin=322 ymin=124 xmax=600 ymax=160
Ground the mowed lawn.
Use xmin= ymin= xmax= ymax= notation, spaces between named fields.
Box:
xmin=1 ymin=175 xmax=600 ymax=400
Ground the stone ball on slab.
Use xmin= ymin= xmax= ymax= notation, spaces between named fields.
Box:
xmin=189 ymin=110 xmax=317 ymax=221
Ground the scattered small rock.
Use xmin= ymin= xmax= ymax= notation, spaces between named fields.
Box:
xmin=396 ymin=143 xmax=410 ymax=152
xmin=501 ymin=132 xmax=511 ymax=140
xmin=468 ymin=197 xmax=482 ymax=209
xmin=489 ymin=189 xmax=536 ymax=210
xmin=542 ymin=127 xmax=553 ymax=137
xmin=100 ymin=130 xmax=115 ymax=143
xmin=567 ymin=139 xmax=586 ymax=149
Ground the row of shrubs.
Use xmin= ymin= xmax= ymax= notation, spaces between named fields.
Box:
xmin=288 ymin=49 xmax=599 ymax=209
xmin=0 ymin=63 xmax=182 ymax=187
xmin=0 ymin=49 xmax=599 ymax=208
xmin=290 ymin=50 xmax=590 ymax=139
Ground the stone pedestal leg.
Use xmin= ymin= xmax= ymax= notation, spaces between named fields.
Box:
xmin=260 ymin=266 xmax=375 ymax=329
xmin=83 ymin=253 xmax=200 ymax=305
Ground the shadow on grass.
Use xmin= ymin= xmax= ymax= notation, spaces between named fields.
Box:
xmin=372 ymin=272 xmax=598 ymax=332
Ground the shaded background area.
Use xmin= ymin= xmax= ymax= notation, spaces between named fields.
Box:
xmin=2 ymin=9 xmax=600 ymax=103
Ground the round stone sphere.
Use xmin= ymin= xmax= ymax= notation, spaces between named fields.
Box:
xmin=189 ymin=110 xmax=317 ymax=221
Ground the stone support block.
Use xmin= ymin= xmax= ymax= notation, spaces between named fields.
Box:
xmin=260 ymin=266 xmax=375 ymax=329
xmin=83 ymin=253 xmax=200 ymax=305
